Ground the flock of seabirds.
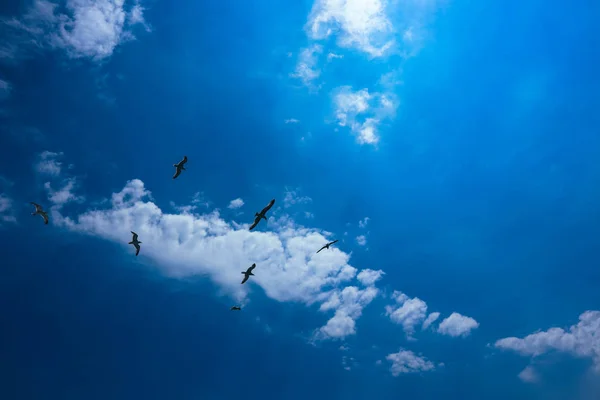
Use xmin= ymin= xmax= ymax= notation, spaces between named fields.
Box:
xmin=29 ymin=155 xmax=340 ymax=311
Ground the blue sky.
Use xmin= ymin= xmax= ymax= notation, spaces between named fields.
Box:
xmin=1 ymin=0 xmax=599 ymax=399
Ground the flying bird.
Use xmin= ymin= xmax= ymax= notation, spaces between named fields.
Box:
xmin=249 ymin=199 xmax=275 ymax=230
xmin=230 ymin=306 xmax=241 ymax=311
xmin=172 ymin=155 xmax=188 ymax=179
xmin=128 ymin=231 xmax=142 ymax=256
xmin=317 ymin=239 xmax=339 ymax=253
xmin=30 ymin=202 xmax=49 ymax=225
xmin=241 ymin=263 xmax=256 ymax=284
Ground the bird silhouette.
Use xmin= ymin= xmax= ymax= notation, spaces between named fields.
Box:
xmin=172 ymin=155 xmax=188 ymax=179
xmin=241 ymin=263 xmax=256 ymax=284
xmin=30 ymin=202 xmax=49 ymax=225
xmin=128 ymin=231 xmax=142 ymax=256
xmin=317 ymin=239 xmax=339 ymax=253
xmin=230 ymin=306 xmax=241 ymax=311
xmin=249 ymin=199 xmax=275 ymax=230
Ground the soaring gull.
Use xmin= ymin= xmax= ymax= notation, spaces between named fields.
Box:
xmin=30 ymin=202 xmax=49 ymax=225
xmin=241 ymin=263 xmax=256 ymax=284
xmin=249 ymin=199 xmax=275 ymax=231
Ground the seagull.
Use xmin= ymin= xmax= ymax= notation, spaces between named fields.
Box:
xmin=172 ymin=155 xmax=188 ymax=179
xmin=30 ymin=202 xmax=49 ymax=225
xmin=249 ymin=199 xmax=275 ymax=231
xmin=241 ymin=263 xmax=256 ymax=284
xmin=128 ymin=231 xmax=142 ymax=256
xmin=230 ymin=306 xmax=241 ymax=311
xmin=317 ymin=239 xmax=339 ymax=253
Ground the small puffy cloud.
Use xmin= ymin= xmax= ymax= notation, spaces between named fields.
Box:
xmin=285 ymin=118 xmax=300 ymax=124
xmin=494 ymin=311 xmax=600 ymax=371
xmin=306 ymin=0 xmax=394 ymax=58
xmin=358 ymin=217 xmax=370 ymax=228
xmin=356 ymin=269 xmax=384 ymax=286
xmin=35 ymin=151 xmax=64 ymax=176
xmin=386 ymin=349 xmax=437 ymax=376
xmin=0 ymin=194 xmax=17 ymax=224
xmin=385 ymin=291 xmax=428 ymax=338
xmin=518 ymin=366 xmax=539 ymax=383
xmin=332 ymin=86 xmax=398 ymax=145
xmin=316 ymin=285 xmax=379 ymax=339
xmin=227 ymin=198 xmax=244 ymax=209
xmin=422 ymin=312 xmax=441 ymax=330
xmin=437 ymin=312 xmax=480 ymax=338
xmin=290 ymin=44 xmax=322 ymax=88
xmin=355 ymin=235 xmax=367 ymax=246
xmin=2 ymin=0 xmax=150 ymax=61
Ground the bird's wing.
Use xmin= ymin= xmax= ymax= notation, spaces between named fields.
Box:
xmin=31 ymin=202 xmax=41 ymax=211
xmin=41 ymin=213 xmax=49 ymax=224
xmin=330 ymin=240 xmax=339 ymax=245
xmin=181 ymin=156 xmax=188 ymax=165
xmin=249 ymin=218 xmax=259 ymax=231
xmin=172 ymin=168 xmax=181 ymax=179
xmin=131 ymin=231 xmax=138 ymax=241
xmin=260 ymin=199 xmax=276 ymax=214
xmin=316 ymin=245 xmax=326 ymax=253
xmin=134 ymin=243 xmax=140 ymax=256
xmin=241 ymin=275 xmax=249 ymax=284
xmin=248 ymin=263 xmax=256 ymax=273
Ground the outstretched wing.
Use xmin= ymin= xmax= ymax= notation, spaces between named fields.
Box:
xmin=131 ymin=231 xmax=138 ymax=241
xmin=247 ymin=263 xmax=256 ymax=273
xmin=260 ymin=199 xmax=275 ymax=215
xmin=31 ymin=202 xmax=42 ymax=212
xmin=241 ymin=275 xmax=249 ymax=284
xmin=134 ymin=243 xmax=140 ymax=256
xmin=329 ymin=240 xmax=339 ymax=246
xmin=180 ymin=156 xmax=188 ymax=165
xmin=172 ymin=168 xmax=181 ymax=179
xmin=316 ymin=245 xmax=327 ymax=253
xmin=249 ymin=217 xmax=260 ymax=231
xmin=41 ymin=212 xmax=49 ymax=225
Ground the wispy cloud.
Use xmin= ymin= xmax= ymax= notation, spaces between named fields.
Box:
xmin=34 ymin=150 xmax=64 ymax=176
xmin=422 ymin=311 xmax=440 ymax=330
xmin=291 ymin=44 xmax=323 ymax=89
xmin=0 ymin=194 xmax=17 ymax=224
xmin=518 ymin=365 xmax=540 ymax=383
xmin=284 ymin=118 xmax=300 ymax=124
xmin=0 ymin=79 xmax=11 ymax=100
xmin=1 ymin=0 xmax=150 ymax=62
xmin=227 ymin=198 xmax=244 ymax=209
xmin=44 ymin=178 xmax=84 ymax=208
xmin=358 ymin=217 xmax=370 ymax=228
xmin=283 ymin=187 xmax=312 ymax=208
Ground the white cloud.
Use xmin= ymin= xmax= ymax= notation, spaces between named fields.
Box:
xmin=0 ymin=194 xmax=17 ymax=224
xmin=332 ymin=85 xmax=398 ymax=145
xmin=316 ymin=285 xmax=379 ymax=339
xmin=518 ymin=365 xmax=539 ymax=383
xmin=291 ymin=44 xmax=323 ymax=88
xmin=53 ymin=179 xmax=382 ymax=338
xmin=3 ymin=0 xmax=149 ymax=61
xmin=35 ymin=151 xmax=64 ymax=176
xmin=385 ymin=291 xmax=428 ymax=338
xmin=306 ymin=0 xmax=395 ymax=58
xmin=227 ymin=198 xmax=244 ymax=209
xmin=494 ymin=311 xmax=600 ymax=371
xmin=327 ymin=52 xmax=343 ymax=61
xmin=355 ymin=235 xmax=367 ymax=246
xmin=44 ymin=178 xmax=84 ymax=208
xmin=386 ymin=349 xmax=437 ymax=376
xmin=356 ymin=269 xmax=384 ymax=286
xmin=422 ymin=311 xmax=440 ymax=330
xmin=283 ymin=188 xmax=312 ymax=208
xmin=437 ymin=312 xmax=480 ymax=338
xmin=358 ymin=217 xmax=369 ymax=228
xmin=284 ymin=118 xmax=300 ymax=124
